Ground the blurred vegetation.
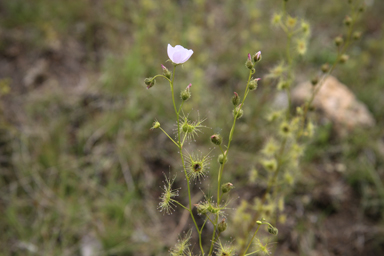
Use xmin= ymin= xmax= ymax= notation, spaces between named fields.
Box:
xmin=0 ymin=0 xmax=383 ymax=255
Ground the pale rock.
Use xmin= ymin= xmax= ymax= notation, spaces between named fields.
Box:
xmin=292 ymin=76 xmax=375 ymax=131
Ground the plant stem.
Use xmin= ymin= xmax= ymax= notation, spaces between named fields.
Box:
xmin=208 ymin=69 xmax=254 ymax=255
xmin=243 ymin=224 xmax=261 ymax=256
xmin=159 ymin=127 xmax=179 ymax=148
xmin=169 ymin=65 xmax=204 ymax=255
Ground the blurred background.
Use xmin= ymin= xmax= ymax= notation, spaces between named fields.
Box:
xmin=0 ymin=0 xmax=383 ymax=255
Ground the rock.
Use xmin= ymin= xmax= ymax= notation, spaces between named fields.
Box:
xmin=292 ymin=76 xmax=375 ymax=132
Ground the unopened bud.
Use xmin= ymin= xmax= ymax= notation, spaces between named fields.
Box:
xmin=344 ymin=16 xmax=352 ymax=26
xmin=144 ymin=77 xmax=155 ymax=89
xmin=210 ymin=134 xmax=223 ymax=145
xmin=233 ymin=104 xmax=244 ymax=119
xmin=353 ymin=31 xmax=361 ymax=40
xmin=218 ymin=154 xmax=228 ymax=165
xmin=321 ymin=63 xmax=329 ymax=73
xmin=334 ymin=36 xmax=343 ymax=47
xmin=218 ymin=219 xmax=227 ymax=233
xmin=245 ymin=53 xmax=254 ymax=69
xmin=253 ymin=51 xmax=262 ymax=62
xmin=311 ymin=76 xmax=318 ymax=86
xmin=180 ymin=84 xmax=192 ymax=101
xmin=232 ymin=92 xmax=240 ymax=106
xmin=150 ymin=121 xmax=160 ymax=130
xmin=267 ymin=226 xmax=279 ymax=235
xmin=358 ymin=5 xmax=365 ymax=12
xmin=256 ymin=220 xmax=262 ymax=225
xmin=340 ymin=54 xmax=349 ymax=63
xmin=161 ymin=65 xmax=171 ymax=79
xmin=221 ymin=182 xmax=234 ymax=193
xmin=248 ymin=78 xmax=260 ymax=91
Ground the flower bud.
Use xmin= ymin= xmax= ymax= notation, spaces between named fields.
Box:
xmin=180 ymin=83 xmax=192 ymax=101
xmin=245 ymin=53 xmax=254 ymax=69
xmin=232 ymin=92 xmax=240 ymax=106
xmin=344 ymin=16 xmax=352 ymax=26
xmin=150 ymin=121 xmax=160 ymax=130
xmin=233 ymin=104 xmax=244 ymax=119
xmin=144 ymin=77 xmax=155 ymax=89
xmin=311 ymin=76 xmax=318 ymax=86
xmin=358 ymin=5 xmax=365 ymax=12
xmin=218 ymin=154 xmax=228 ymax=165
xmin=221 ymin=182 xmax=234 ymax=193
xmin=253 ymin=51 xmax=262 ymax=62
xmin=353 ymin=31 xmax=361 ymax=40
xmin=256 ymin=220 xmax=262 ymax=225
xmin=218 ymin=219 xmax=227 ymax=233
xmin=267 ymin=226 xmax=279 ymax=236
xmin=161 ymin=64 xmax=171 ymax=79
xmin=248 ymin=78 xmax=260 ymax=91
xmin=321 ymin=63 xmax=329 ymax=73
xmin=181 ymin=90 xmax=191 ymax=101
xmin=340 ymin=54 xmax=349 ymax=64
xmin=210 ymin=134 xmax=223 ymax=145
xmin=334 ymin=36 xmax=343 ymax=47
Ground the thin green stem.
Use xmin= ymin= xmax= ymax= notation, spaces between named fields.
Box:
xmin=171 ymin=199 xmax=189 ymax=211
xmin=159 ymin=127 xmax=179 ymax=148
xmin=153 ymin=74 xmax=171 ymax=83
xmin=181 ymin=132 xmax=188 ymax=148
xmin=208 ymin=69 xmax=255 ymax=255
xmin=243 ymin=224 xmax=261 ymax=256
xmin=208 ymin=214 xmax=218 ymax=256
xmin=200 ymin=215 xmax=210 ymax=233
xmin=169 ymin=65 xmax=204 ymax=255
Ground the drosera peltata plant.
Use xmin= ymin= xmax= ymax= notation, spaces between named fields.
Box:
xmin=145 ymin=1 xmax=366 ymax=254
xmin=145 ymin=43 xmax=277 ymax=256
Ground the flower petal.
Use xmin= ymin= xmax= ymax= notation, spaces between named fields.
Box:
xmin=180 ymin=49 xmax=194 ymax=63
xmin=174 ymin=45 xmax=186 ymax=51
xmin=171 ymin=51 xmax=186 ymax=64
xmin=167 ymin=44 xmax=175 ymax=61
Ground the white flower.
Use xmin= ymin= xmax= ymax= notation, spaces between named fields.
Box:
xmin=167 ymin=44 xmax=193 ymax=64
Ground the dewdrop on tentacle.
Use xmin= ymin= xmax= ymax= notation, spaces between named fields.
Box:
xmin=178 ymin=113 xmax=206 ymax=142
xmin=169 ymin=230 xmax=192 ymax=256
xmin=158 ymin=174 xmax=179 ymax=215
xmin=215 ymin=240 xmax=234 ymax=256
xmin=185 ymin=151 xmax=212 ymax=181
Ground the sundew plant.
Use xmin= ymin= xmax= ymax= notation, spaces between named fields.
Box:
xmin=145 ymin=1 xmax=366 ymax=255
